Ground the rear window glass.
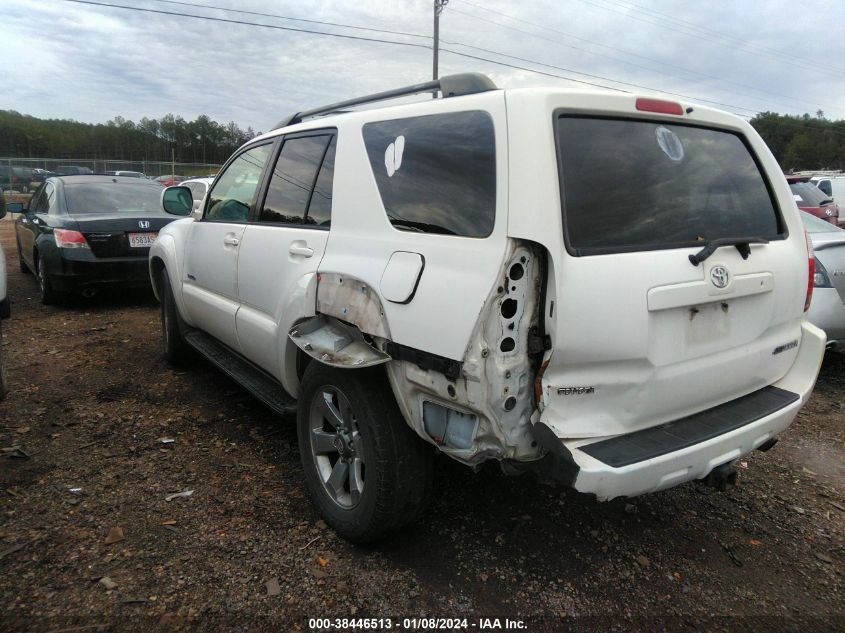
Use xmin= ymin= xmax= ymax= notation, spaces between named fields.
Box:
xmin=790 ymin=181 xmax=828 ymax=205
xmin=556 ymin=117 xmax=781 ymax=255
xmin=362 ymin=111 xmax=496 ymax=237
xmin=64 ymin=182 xmax=163 ymax=214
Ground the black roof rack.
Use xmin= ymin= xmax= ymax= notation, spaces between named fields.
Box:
xmin=272 ymin=72 xmax=497 ymax=130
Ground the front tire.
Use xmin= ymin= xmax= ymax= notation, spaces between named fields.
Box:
xmin=297 ymin=362 xmax=433 ymax=543
xmin=159 ymin=270 xmax=192 ymax=365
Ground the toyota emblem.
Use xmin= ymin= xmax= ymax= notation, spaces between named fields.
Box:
xmin=710 ymin=265 xmax=730 ymax=289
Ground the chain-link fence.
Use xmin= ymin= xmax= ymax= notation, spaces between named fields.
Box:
xmin=1 ymin=157 xmax=222 ymax=193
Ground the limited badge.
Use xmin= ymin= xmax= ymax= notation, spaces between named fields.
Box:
xmin=655 ymin=126 xmax=684 ymax=161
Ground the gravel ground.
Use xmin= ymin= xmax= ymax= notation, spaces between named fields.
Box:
xmin=0 ymin=219 xmax=843 ymax=632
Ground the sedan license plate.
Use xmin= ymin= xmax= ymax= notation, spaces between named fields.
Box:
xmin=128 ymin=232 xmax=157 ymax=248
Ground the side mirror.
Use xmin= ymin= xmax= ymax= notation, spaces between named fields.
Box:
xmin=161 ymin=186 xmax=193 ymax=216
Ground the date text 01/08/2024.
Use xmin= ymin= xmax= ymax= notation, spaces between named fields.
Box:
xmin=308 ymin=618 xmax=527 ymax=630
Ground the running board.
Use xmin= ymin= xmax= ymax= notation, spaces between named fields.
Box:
xmin=184 ymin=331 xmax=296 ymax=416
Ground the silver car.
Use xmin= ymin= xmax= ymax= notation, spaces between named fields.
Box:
xmin=803 ymin=211 xmax=845 ymax=350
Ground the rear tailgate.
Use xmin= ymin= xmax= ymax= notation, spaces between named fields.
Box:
xmin=540 ymin=109 xmax=807 ymax=439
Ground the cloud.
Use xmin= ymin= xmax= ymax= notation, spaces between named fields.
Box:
xmin=0 ymin=0 xmax=843 ymax=129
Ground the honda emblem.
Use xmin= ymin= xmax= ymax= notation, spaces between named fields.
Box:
xmin=138 ymin=220 xmax=150 ymax=229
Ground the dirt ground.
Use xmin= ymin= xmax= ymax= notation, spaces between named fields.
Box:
xmin=0 ymin=218 xmax=843 ymax=633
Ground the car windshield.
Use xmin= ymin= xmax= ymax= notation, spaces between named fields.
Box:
xmin=790 ymin=181 xmax=828 ymax=206
xmin=556 ymin=117 xmax=782 ymax=255
xmin=64 ymin=182 xmax=163 ymax=215
xmin=801 ymin=211 xmax=844 ymax=233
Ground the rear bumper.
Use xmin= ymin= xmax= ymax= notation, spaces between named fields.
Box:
xmin=50 ymin=254 xmax=152 ymax=291
xmin=534 ymin=321 xmax=826 ymax=500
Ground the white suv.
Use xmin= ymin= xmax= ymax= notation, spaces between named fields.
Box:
xmin=150 ymin=74 xmax=826 ymax=542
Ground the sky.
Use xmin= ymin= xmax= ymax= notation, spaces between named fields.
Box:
xmin=1 ymin=0 xmax=845 ymax=132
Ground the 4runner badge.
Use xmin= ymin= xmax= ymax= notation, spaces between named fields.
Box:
xmin=557 ymin=386 xmax=595 ymax=395
xmin=710 ymin=265 xmax=730 ymax=289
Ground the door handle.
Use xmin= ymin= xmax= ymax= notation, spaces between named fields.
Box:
xmin=223 ymin=236 xmax=240 ymax=246
xmin=289 ymin=243 xmax=314 ymax=257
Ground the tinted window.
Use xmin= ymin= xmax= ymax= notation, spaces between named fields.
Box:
xmin=205 ymin=144 xmax=272 ymax=222
xmin=30 ymin=188 xmax=48 ymax=213
xmin=790 ymin=181 xmax=828 ymax=205
xmin=816 ymin=180 xmax=832 ymax=196
xmin=260 ymin=135 xmax=331 ymax=225
xmin=557 ymin=117 xmax=781 ymax=254
xmin=362 ymin=111 xmax=496 ymax=237
xmin=306 ymin=136 xmax=336 ymax=226
xmin=44 ymin=182 xmax=56 ymax=214
xmin=64 ymin=182 xmax=163 ymax=214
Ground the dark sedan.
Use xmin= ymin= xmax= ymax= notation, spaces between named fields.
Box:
xmin=15 ymin=175 xmax=179 ymax=304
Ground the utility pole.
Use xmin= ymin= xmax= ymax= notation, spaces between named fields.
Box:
xmin=432 ymin=0 xmax=449 ymax=86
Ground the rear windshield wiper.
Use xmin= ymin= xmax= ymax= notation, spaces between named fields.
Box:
xmin=688 ymin=237 xmax=769 ymax=266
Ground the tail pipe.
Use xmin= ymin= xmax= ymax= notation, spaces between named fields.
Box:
xmin=702 ymin=462 xmax=738 ymax=491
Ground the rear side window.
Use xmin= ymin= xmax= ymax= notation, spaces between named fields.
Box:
xmin=362 ymin=111 xmax=496 ymax=237
xmin=816 ymin=180 xmax=832 ymax=196
xmin=556 ymin=117 xmax=782 ymax=255
xmin=260 ymin=134 xmax=334 ymax=226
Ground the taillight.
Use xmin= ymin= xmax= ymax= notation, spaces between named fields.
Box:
xmin=635 ymin=97 xmax=684 ymax=115
xmin=804 ymin=230 xmax=814 ymax=312
xmin=54 ymin=228 xmax=90 ymax=249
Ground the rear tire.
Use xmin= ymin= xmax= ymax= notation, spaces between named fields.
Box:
xmin=297 ymin=362 xmax=433 ymax=543
xmin=159 ymin=270 xmax=192 ymax=365
xmin=36 ymin=252 xmax=61 ymax=305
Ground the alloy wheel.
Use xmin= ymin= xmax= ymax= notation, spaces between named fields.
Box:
xmin=308 ymin=386 xmax=365 ymax=509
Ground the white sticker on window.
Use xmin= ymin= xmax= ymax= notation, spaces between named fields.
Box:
xmin=793 ymin=194 xmax=803 ymax=202
xmin=655 ymin=126 xmax=684 ymax=161
xmin=384 ymin=135 xmax=405 ymax=177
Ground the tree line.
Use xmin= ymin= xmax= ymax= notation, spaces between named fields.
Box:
xmin=749 ymin=111 xmax=845 ymax=172
xmin=0 ymin=110 xmax=260 ymax=165
xmin=1 ymin=108 xmax=844 ymax=172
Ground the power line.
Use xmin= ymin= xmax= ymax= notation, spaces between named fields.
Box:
xmin=592 ymin=0 xmax=845 ymax=74
xmin=150 ymin=0 xmax=431 ymax=41
xmin=440 ymin=39 xmax=762 ymax=115
xmin=60 ymin=0 xmax=432 ymax=50
xmin=58 ymin=0 xmax=799 ymax=121
xmin=449 ymin=0 xmax=842 ymax=117
xmin=570 ymin=0 xmax=845 ymax=77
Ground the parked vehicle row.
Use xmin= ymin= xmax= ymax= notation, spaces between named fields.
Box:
xmin=12 ymin=176 xmax=179 ymax=303
xmin=787 ymin=175 xmax=840 ymax=225
xmin=2 ymin=75 xmax=840 ymax=544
